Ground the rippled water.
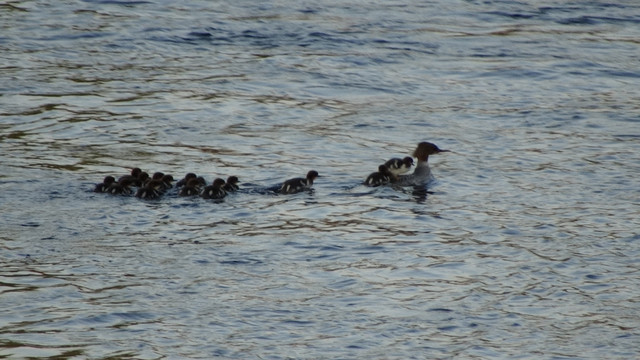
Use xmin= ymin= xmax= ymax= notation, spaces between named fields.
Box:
xmin=2 ymin=0 xmax=640 ymax=358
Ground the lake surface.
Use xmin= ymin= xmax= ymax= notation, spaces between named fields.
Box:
xmin=1 ymin=0 xmax=640 ymax=358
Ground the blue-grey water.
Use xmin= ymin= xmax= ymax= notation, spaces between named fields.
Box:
xmin=1 ymin=0 xmax=640 ymax=359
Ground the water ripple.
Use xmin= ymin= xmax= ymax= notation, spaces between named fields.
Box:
xmin=2 ymin=0 xmax=640 ymax=358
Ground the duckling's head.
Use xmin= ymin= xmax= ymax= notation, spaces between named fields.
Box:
xmin=306 ymin=170 xmax=320 ymax=181
xmin=402 ymin=156 xmax=415 ymax=167
xmin=226 ymin=176 xmax=239 ymax=185
xmin=212 ymin=178 xmax=226 ymax=187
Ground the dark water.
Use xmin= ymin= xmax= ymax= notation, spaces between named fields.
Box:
xmin=1 ymin=0 xmax=640 ymax=358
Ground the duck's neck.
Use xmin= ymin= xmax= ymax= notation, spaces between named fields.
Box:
xmin=415 ymin=155 xmax=429 ymax=166
xmin=410 ymin=156 xmax=431 ymax=178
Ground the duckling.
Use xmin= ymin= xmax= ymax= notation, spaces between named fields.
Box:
xmin=280 ymin=170 xmax=319 ymax=194
xmin=94 ymin=176 xmax=116 ymax=193
xmin=135 ymin=179 xmax=164 ymax=200
xmin=179 ymin=178 xmax=203 ymax=196
xmin=223 ymin=176 xmax=240 ymax=192
xmin=201 ymin=178 xmax=227 ymax=199
xmin=364 ymin=165 xmax=394 ymax=187
xmin=384 ymin=156 xmax=414 ymax=176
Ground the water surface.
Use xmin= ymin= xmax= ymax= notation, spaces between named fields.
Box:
xmin=1 ymin=0 xmax=640 ymax=359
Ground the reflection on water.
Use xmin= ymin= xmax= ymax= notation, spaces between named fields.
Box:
xmin=2 ymin=0 xmax=640 ymax=358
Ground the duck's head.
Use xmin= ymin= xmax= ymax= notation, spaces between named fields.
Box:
xmin=413 ymin=142 xmax=449 ymax=161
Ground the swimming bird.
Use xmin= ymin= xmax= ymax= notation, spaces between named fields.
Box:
xmin=384 ymin=156 xmax=414 ymax=176
xmin=223 ymin=176 xmax=240 ymax=192
xmin=176 ymin=173 xmax=197 ymax=187
xmin=118 ymin=168 xmax=146 ymax=187
xmin=135 ymin=179 xmax=163 ymax=199
xmin=145 ymin=171 xmax=164 ymax=186
xmin=160 ymin=174 xmax=174 ymax=191
xmin=396 ymin=142 xmax=449 ymax=186
xmin=151 ymin=172 xmax=164 ymax=181
xmin=94 ymin=176 xmax=116 ymax=193
xmin=280 ymin=170 xmax=319 ymax=194
xmin=201 ymin=178 xmax=227 ymax=199
xmin=106 ymin=177 xmax=135 ymax=195
xmin=179 ymin=178 xmax=203 ymax=196
xmin=195 ymin=176 xmax=207 ymax=187
xmin=364 ymin=164 xmax=394 ymax=187
xmin=135 ymin=172 xmax=149 ymax=187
